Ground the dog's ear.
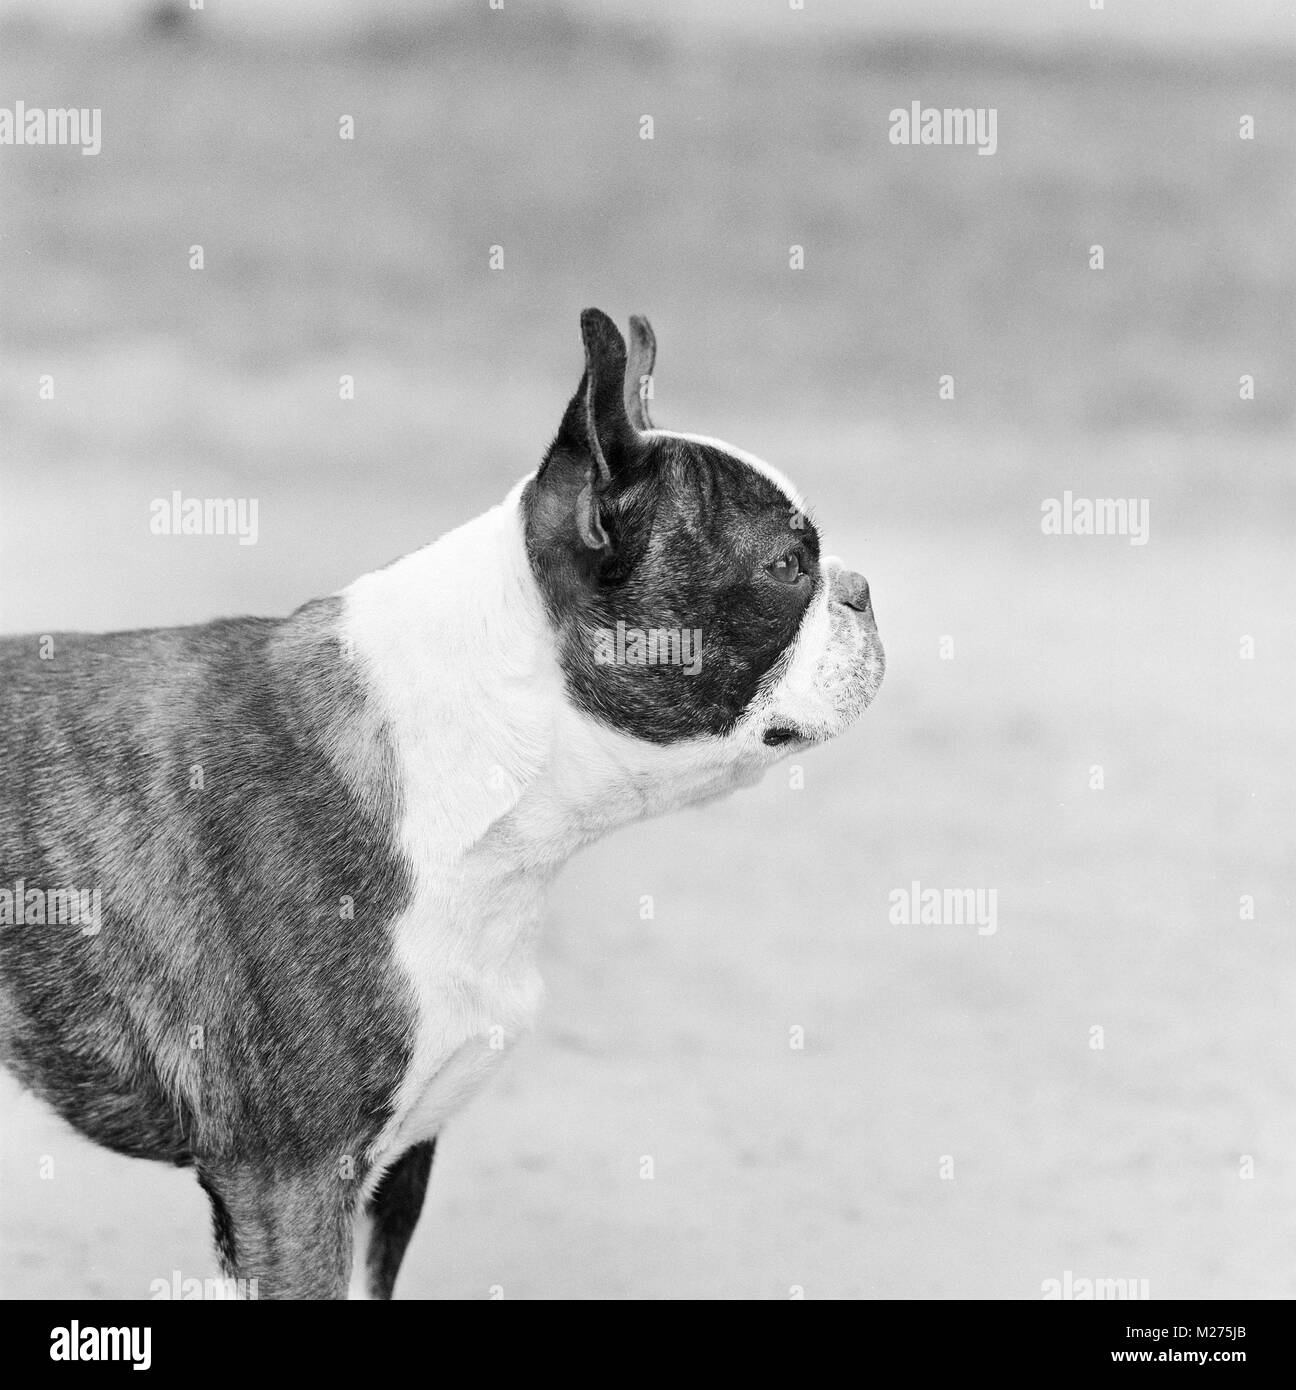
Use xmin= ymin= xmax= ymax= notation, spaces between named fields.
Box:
xmin=625 ymin=315 xmax=656 ymax=430
xmin=535 ymin=308 xmax=644 ymax=554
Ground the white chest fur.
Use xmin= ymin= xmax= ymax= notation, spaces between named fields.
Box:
xmin=379 ymin=853 xmax=548 ymax=1154
xmin=341 ymin=484 xmax=565 ymax=1170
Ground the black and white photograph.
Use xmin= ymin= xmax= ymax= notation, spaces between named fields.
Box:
xmin=0 ymin=0 xmax=1292 ymax=1335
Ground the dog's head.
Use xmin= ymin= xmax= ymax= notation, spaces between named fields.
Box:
xmin=522 ymin=309 xmax=883 ymax=794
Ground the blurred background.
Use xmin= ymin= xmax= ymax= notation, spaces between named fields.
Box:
xmin=1 ymin=0 xmax=1293 ymax=1298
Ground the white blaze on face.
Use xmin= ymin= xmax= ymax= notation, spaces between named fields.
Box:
xmin=643 ymin=430 xmax=808 ymax=517
xmin=739 ymin=555 xmax=884 ymax=747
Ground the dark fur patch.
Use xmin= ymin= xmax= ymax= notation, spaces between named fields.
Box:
xmin=0 ymin=598 xmax=413 ymax=1175
xmin=525 ymin=434 xmax=821 ymax=742
xmin=364 ymin=1138 xmax=436 ymax=1299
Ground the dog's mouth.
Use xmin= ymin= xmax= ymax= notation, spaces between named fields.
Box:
xmin=762 ymin=726 xmax=802 ymax=747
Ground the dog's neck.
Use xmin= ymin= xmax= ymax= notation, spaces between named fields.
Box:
xmin=334 ymin=480 xmax=755 ymax=886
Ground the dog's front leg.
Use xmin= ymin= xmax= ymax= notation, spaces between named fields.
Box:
xmin=350 ymin=1140 xmax=437 ymax=1300
xmin=196 ymin=1164 xmax=354 ymax=1300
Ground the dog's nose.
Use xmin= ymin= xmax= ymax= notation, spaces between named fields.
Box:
xmin=831 ymin=568 xmax=871 ymax=614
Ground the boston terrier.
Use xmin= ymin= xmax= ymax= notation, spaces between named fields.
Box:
xmin=0 ymin=309 xmax=884 ymax=1299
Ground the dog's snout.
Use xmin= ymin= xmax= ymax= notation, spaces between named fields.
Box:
xmin=832 ymin=567 xmax=871 ymax=614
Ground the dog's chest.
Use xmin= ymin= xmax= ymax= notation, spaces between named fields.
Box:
xmin=337 ymin=520 xmax=574 ymax=1165
xmin=376 ymin=860 xmax=549 ymax=1158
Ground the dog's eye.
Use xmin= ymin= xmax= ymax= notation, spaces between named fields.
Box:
xmin=768 ymin=551 xmax=804 ymax=585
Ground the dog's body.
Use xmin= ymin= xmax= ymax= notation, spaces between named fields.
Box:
xmin=0 ymin=311 xmax=883 ymax=1298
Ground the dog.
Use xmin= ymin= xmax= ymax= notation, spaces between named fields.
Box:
xmin=0 ymin=309 xmax=884 ymax=1299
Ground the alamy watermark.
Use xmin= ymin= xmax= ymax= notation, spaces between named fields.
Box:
xmin=889 ymin=102 xmax=997 ymax=156
xmin=49 ymin=1324 xmax=150 ymax=1369
xmin=591 ymin=621 xmax=703 ymax=676
xmin=889 ymin=880 xmax=997 ymax=936
xmin=150 ymin=1269 xmax=260 ymax=1300
xmin=0 ymin=879 xmax=101 ymax=936
xmin=150 ymin=491 xmax=259 ymax=545
xmin=1041 ymin=492 xmax=1149 ymax=545
xmin=0 ymin=102 xmax=101 ymax=156
xmin=1042 ymin=1269 xmax=1150 ymax=1300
